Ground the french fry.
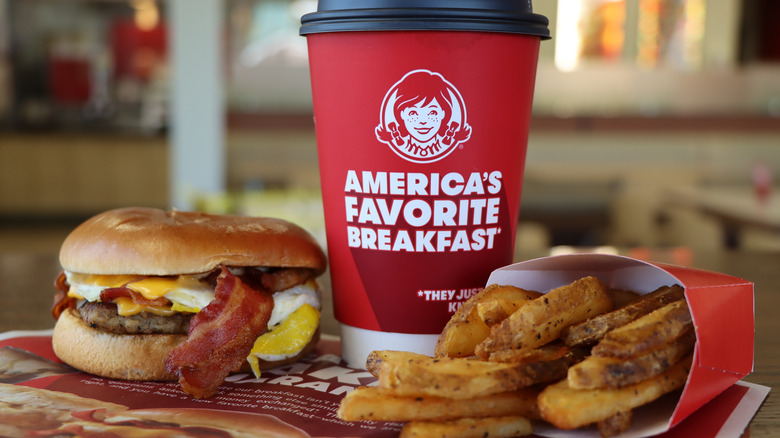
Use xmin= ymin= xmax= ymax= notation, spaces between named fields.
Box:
xmin=434 ymin=284 xmax=540 ymax=358
xmin=488 ymin=341 xmax=580 ymax=363
xmin=365 ymin=350 xmax=430 ymax=378
xmin=400 ymin=415 xmax=533 ymax=438
xmin=476 ymin=298 xmax=523 ymax=327
xmin=476 ymin=276 xmax=613 ymax=357
xmin=609 ymin=288 xmax=642 ymax=308
xmin=562 ymin=284 xmax=685 ymax=347
xmin=538 ymin=354 xmax=692 ymax=430
xmin=592 ymin=299 xmax=692 ymax=359
xmin=598 ymin=410 xmax=633 ymax=437
xmin=568 ymin=328 xmax=695 ymax=389
xmin=338 ymin=276 xmax=696 ymax=438
xmin=378 ymin=354 xmax=544 ymax=399
xmin=337 ymin=386 xmax=540 ymax=422
xmin=488 ymin=342 xmax=589 ymax=386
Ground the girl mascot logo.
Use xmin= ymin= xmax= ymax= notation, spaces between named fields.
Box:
xmin=376 ymin=69 xmax=472 ymax=163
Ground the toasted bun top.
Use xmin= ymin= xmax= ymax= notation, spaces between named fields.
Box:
xmin=60 ymin=207 xmax=327 ymax=276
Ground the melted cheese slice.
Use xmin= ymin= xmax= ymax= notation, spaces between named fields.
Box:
xmin=65 ymin=272 xmax=215 ymax=316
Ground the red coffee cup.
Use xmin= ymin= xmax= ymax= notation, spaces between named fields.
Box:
xmin=301 ymin=0 xmax=550 ymax=368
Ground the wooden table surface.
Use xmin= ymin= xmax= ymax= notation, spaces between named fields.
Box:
xmin=0 ymin=247 xmax=776 ymax=436
xmin=665 ymin=185 xmax=780 ymax=249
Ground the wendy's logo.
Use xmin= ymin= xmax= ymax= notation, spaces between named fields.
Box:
xmin=376 ymin=70 xmax=472 ymax=163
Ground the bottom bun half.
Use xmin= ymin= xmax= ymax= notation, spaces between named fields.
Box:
xmin=52 ymin=309 xmax=319 ymax=382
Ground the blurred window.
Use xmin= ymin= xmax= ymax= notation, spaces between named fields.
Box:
xmin=636 ymin=0 xmax=705 ymax=70
xmin=225 ymin=0 xmax=317 ymax=112
xmin=555 ymin=0 xmax=627 ymax=71
xmin=228 ymin=0 xmax=316 ymax=68
xmin=555 ymin=0 xmax=706 ymax=71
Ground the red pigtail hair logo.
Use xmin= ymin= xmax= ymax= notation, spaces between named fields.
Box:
xmin=376 ymin=70 xmax=471 ymax=163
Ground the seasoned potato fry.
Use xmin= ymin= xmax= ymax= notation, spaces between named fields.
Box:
xmin=569 ymin=329 xmax=695 ymax=389
xmin=488 ymin=341 xmax=578 ymax=363
xmin=433 ymin=319 xmax=489 ymax=359
xmin=538 ymin=354 xmax=692 ymax=430
xmin=337 ymin=386 xmax=540 ymax=422
xmin=592 ymin=299 xmax=692 ymax=359
xmin=476 ymin=298 xmax=523 ymax=327
xmin=562 ymin=284 xmax=685 ymax=347
xmin=476 ymin=276 xmax=613 ymax=357
xmin=338 ymin=276 xmax=695 ymax=438
xmin=400 ymin=415 xmax=533 ymax=438
xmin=378 ymin=354 xmax=545 ymax=399
xmin=365 ymin=350 xmax=430 ymax=378
xmin=434 ymin=284 xmax=540 ymax=358
xmin=488 ymin=342 xmax=589 ymax=386
xmin=598 ymin=410 xmax=633 ymax=437
xmin=609 ymin=288 xmax=642 ymax=308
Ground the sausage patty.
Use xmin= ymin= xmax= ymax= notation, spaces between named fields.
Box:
xmin=77 ymin=300 xmax=191 ymax=335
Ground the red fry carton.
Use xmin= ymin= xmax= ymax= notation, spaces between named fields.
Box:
xmin=485 ymin=253 xmax=754 ymax=437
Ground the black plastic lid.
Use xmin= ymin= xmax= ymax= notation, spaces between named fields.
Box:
xmin=300 ymin=0 xmax=550 ymax=39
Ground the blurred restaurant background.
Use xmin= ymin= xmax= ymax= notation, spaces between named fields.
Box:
xmin=1 ymin=0 xmax=779 ymax=256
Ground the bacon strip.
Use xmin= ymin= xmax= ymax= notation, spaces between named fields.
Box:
xmin=260 ymin=267 xmax=314 ymax=292
xmin=165 ymin=266 xmax=274 ymax=399
xmin=51 ymin=271 xmax=75 ymax=320
xmin=100 ymin=287 xmax=171 ymax=308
